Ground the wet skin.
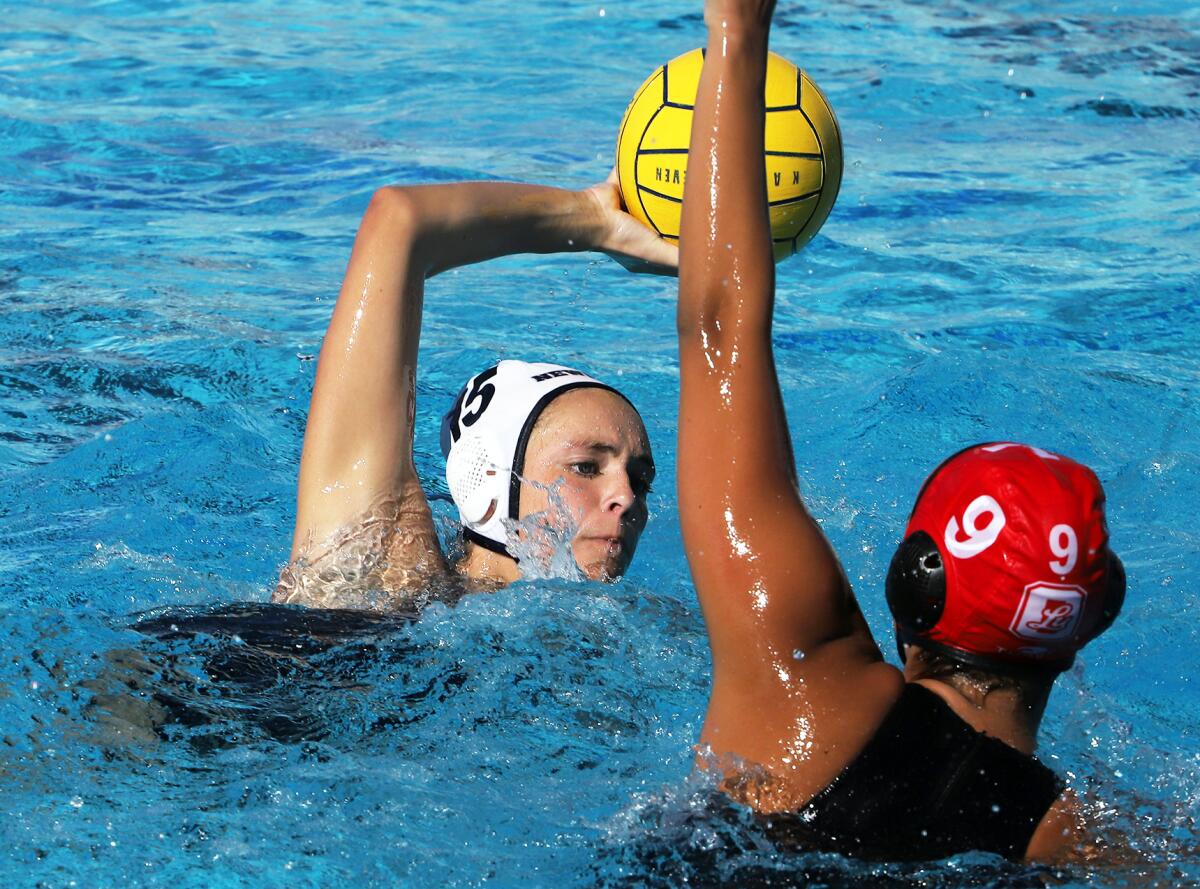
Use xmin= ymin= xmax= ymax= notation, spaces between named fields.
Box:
xmin=281 ymin=169 xmax=675 ymax=602
xmin=678 ymin=0 xmax=899 ymax=814
xmin=518 ymin=387 xmax=654 ymax=581
xmin=676 ymin=0 xmax=1081 ymax=860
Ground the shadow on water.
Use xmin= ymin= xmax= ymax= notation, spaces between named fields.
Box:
xmin=85 ymin=601 xmax=1067 ymax=887
xmin=86 ymin=602 xmax=474 ymax=753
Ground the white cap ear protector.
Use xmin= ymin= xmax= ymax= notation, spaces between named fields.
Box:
xmin=440 ymin=360 xmax=624 ymax=558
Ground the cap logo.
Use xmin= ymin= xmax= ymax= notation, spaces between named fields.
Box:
xmin=944 ymin=494 xmax=1006 ymax=560
xmin=531 ymin=369 xmax=586 ymax=383
xmin=1010 ymin=582 xmax=1086 ymax=641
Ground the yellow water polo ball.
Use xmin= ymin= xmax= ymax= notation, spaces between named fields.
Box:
xmin=616 ymin=47 xmax=843 ymax=263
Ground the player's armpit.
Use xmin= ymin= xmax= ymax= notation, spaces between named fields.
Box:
xmin=277 ymin=476 xmax=450 ymax=609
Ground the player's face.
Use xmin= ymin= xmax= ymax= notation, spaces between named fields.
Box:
xmin=518 ymin=388 xmax=654 ymax=580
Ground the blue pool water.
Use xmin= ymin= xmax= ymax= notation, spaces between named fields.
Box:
xmin=2 ymin=0 xmax=1198 ymax=885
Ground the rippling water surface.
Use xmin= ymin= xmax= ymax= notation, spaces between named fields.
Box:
xmin=2 ymin=1 xmax=1198 ymax=885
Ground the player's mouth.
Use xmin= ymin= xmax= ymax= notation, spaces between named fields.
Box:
xmin=582 ymin=535 xmax=623 ymax=554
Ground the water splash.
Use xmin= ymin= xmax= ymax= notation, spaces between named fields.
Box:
xmin=501 ymin=476 xmax=585 ymax=582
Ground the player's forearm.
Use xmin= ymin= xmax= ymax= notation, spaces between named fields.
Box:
xmin=678 ymin=19 xmax=774 ymax=345
xmin=378 ymin=182 xmax=606 ymax=278
xmin=295 ymin=181 xmax=607 ymax=527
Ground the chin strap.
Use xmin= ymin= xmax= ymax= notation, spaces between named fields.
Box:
xmin=463 ymin=527 xmax=515 ymax=561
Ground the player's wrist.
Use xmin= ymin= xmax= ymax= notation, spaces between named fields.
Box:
xmin=493 ymin=186 xmax=600 ymax=254
xmin=571 ymin=186 xmax=611 ymax=252
xmin=704 ymin=3 xmax=772 ymax=46
xmin=705 ymin=21 xmax=769 ymax=59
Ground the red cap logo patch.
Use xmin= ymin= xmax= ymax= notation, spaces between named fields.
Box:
xmin=1010 ymin=582 xmax=1087 ymax=642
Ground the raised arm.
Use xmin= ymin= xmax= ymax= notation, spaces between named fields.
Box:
xmin=677 ymin=2 xmax=895 ymax=783
xmin=285 ymin=178 xmax=675 ymax=593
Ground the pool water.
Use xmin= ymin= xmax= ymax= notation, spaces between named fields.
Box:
xmin=2 ymin=0 xmax=1198 ymax=885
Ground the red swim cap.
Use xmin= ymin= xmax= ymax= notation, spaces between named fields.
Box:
xmin=887 ymin=442 xmax=1124 ymax=671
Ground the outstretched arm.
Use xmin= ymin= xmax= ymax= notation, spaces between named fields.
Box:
xmin=285 ymin=179 xmax=675 ymax=590
xmin=677 ymin=2 xmax=891 ymax=771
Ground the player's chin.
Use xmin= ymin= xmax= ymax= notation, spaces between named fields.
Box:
xmin=574 ymin=538 xmax=632 ymax=582
xmin=581 ymin=559 xmax=625 ymax=583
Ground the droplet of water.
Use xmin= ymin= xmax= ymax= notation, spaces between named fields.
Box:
xmin=792 ymin=649 xmax=805 ymax=661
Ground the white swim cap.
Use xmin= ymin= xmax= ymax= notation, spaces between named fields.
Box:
xmin=440 ymin=360 xmax=625 ymax=557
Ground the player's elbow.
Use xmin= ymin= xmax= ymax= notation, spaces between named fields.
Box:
xmin=676 ymin=295 xmax=773 ymax=364
xmin=352 ymin=186 xmax=423 ymax=268
xmin=676 ymin=282 xmax=729 ymax=342
xmin=364 ymin=186 xmax=418 ymax=232
xmin=677 ymin=274 xmax=772 ymax=344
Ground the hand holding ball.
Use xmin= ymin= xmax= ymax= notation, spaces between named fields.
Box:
xmin=615 ymin=48 xmax=842 ymax=262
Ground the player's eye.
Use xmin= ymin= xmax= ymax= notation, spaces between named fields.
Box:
xmin=569 ymin=461 xmax=600 ymax=478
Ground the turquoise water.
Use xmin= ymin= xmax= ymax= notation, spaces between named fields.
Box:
xmin=2 ymin=0 xmax=1198 ymax=885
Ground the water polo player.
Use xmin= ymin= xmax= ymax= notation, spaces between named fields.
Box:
xmin=275 ymin=177 xmax=675 ymax=610
xmin=674 ymin=0 xmax=1124 ymax=862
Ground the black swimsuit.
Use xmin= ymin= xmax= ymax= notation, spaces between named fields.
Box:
xmin=759 ymin=683 xmax=1063 ymax=861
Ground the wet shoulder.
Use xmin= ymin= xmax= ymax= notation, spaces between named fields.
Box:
xmin=703 ymin=640 xmax=905 ymax=811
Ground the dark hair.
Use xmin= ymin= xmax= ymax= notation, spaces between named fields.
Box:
xmin=907 ymin=645 xmax=1055 ymax=707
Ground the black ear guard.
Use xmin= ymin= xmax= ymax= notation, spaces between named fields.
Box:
xmin=1091 ymin=552 xmax=1125 ymax=640
xmin=885 ymin=530 xmax=946 ymax=637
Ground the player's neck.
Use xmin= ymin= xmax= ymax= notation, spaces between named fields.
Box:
xmin=914 ymin=678 xmax=1048 ymax=755
xmin=458 ymin=540 xmax=522 ymax=585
